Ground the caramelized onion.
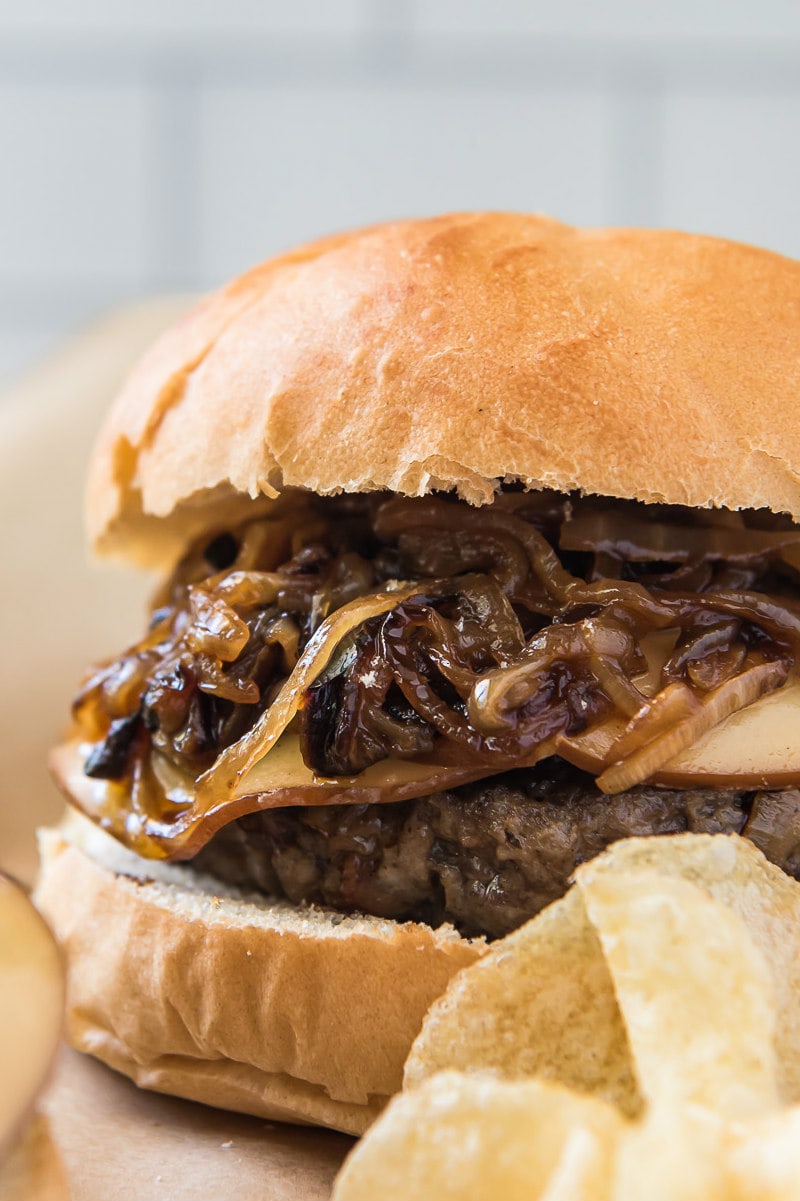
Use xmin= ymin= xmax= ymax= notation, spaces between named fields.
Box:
xmin=196 ymin=584 xmax=421 ymax=800
xmin=186 ymin=591 xmax=251 ymax=661
xmin=374 ymin=496 xmax=580 ymax=602
xmin=597 ymin=660 xmax=789 ymax=793
xmin=561 ymin=510 xmax=800 ymax=564
xmin=468 ymin=618 xmax=638 ymax=732
xmin=70 ymin=489 xmax=800 ymax=860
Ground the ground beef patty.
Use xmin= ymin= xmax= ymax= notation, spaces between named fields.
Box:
xmin=191 ymin=761 xmax=800 ymax=938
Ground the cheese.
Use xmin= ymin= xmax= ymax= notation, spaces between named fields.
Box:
xmin=659 ymin=681 xmax=800 ymax=787
xmin=558 ymin=682 xmax=800 ymax=789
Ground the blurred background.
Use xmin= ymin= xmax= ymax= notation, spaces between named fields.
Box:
xmin=2 ymin=0 xmax=800 ymax=880
xmin=2 ymin=0 xmax=800 ymax=385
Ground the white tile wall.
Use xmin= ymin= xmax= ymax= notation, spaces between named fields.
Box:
xmin=660 ymin=91 xmax=800 ymax=260
xmin=1 ymin=0 xmax=799 ymax=388
xmin=197 ymin=85 xmax=614 ymax=280
xmin=416 ymin=0 xmax=800 ymax=40
xmin=0 ymin=82 xmax=151 ymax=286
xmin=0 ymin=1 xmax=364 ymax=38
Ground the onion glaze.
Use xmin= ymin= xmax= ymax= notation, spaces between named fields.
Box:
xmin=70 ymin=489 xmax=800 ymax=858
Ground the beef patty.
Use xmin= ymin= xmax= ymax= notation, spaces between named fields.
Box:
xmin=191 ymin=760 xmax=800 ymax=938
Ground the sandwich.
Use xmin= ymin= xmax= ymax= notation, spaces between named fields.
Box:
xmin=36 ymin=211 xmax=800 ymax=1135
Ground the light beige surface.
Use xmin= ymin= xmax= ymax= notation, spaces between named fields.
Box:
xmin=0 ymin=303 xmax=353 ymax=1199
xmin=44 ymin=1048 xmax=351 ymax=1201
xmin=86 ymin=212 xmax=800 ymax=567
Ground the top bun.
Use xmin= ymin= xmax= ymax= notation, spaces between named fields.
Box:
xmin=88 ymin=212 xmax=800 ymax=567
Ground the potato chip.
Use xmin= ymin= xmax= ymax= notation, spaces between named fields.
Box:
xmin=376 ymin=833 xmax=800 ymax=1201
xmin=575 ymin=833 xmax=800 ymax=1105
xmin=404 ymin=887 xmax=641 ymax=1117
xmin=614 ymin=1106 xmax=730 ymax=1201
xmin=726 ymin=1108 xmax=800 ymax=1201
xmin=576 ymin=867 xmax=778 ymax=1117
xmin=332 ymin=1070 xmax=624 ymax=1201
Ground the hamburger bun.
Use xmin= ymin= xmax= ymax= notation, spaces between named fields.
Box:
xmin=87 ymin=211 xmax=800 ymax=568
xmin=38 ymin=212 xmax=800 ymax=1133
xmin=35 ymin=814 xmax=482 ymax=1136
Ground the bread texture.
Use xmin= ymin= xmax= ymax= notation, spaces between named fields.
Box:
xmin=34 ymin=815 xmax=483 ymax=1136
xmin=87 ymin=212 xmax=800 ymax=567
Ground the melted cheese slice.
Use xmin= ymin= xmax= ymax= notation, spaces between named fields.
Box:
xmin=659 ymin=680 xmax=800 ymax=787
xmin=52 ymin=734 xmax=549 ymax=844
xmin=559 ymin=681 xmax=800 ymax=789
xmin=230 ymin=735 xmax=512 ymax=802
xmin=52 ymin=662 xmax=800 ymax=860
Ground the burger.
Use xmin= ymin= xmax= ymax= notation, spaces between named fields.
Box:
xmin=36 ymin=212 xmax=800 ymax=1135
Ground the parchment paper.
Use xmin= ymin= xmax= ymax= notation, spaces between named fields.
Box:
xmin=43 ymin=1049 xmax=351 ymax=1201
xmin=0 ymin=307 xmax=353 ymax=1199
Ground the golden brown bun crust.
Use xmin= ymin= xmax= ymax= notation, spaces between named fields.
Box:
xmin=87 ymin=212 xmax=800 ymax=566
xmin=35 ymin=819 xmax=483 ymax=1136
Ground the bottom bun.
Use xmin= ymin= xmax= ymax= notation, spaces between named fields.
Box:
xmin=35 ymin=813 xmax=484 ymax=1136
